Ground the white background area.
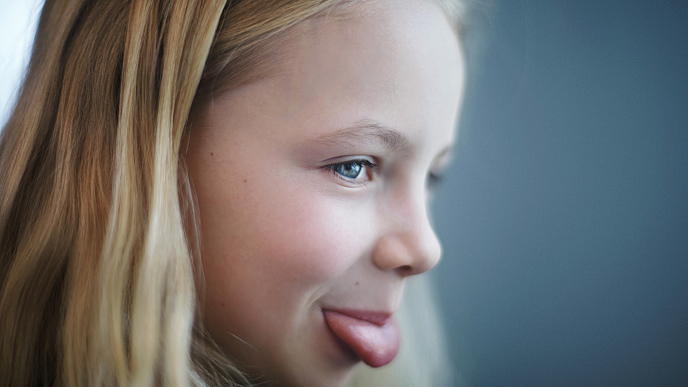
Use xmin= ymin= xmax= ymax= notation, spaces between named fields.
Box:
xmin=0 ymin=0 xmax=43 ymax=128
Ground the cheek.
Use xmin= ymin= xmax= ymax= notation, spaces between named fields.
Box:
xmin=198 ymin=169 xmax=376 ymax=307
xmin=238 ymin=185 xmax=373 ymax=286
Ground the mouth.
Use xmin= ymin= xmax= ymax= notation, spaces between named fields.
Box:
xmin=322 ymin=309 xmax=401 ymax=368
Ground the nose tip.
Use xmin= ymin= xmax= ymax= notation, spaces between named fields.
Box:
xmin=371 ymin=209 xmax=442 ymax=277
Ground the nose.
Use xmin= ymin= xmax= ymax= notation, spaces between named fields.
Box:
xmin=371 ymin=190 xmax=442 ymax=277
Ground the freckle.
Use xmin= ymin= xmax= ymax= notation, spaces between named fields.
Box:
xmin=221 ymin=303 xmax=224 ymax=307
xmin=244 ymin=179 xmax=248 ymax=183
xmin=356 ymin=282 xmax=359 ymax=286
xmin=210 ymin=152 xmax=214 ymax=156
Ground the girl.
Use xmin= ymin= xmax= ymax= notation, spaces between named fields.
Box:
xmin=0 ymin=0 xmax=466 ymax=386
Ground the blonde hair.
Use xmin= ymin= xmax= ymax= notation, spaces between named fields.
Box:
xmin=0 ymin=1 xmax=466 ymax=386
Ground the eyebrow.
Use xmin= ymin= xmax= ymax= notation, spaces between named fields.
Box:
xmin=309 ymin=119 xmax=412 ymax=153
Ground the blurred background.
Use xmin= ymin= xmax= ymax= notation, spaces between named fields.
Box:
xmin=432 ymin=0 xmax=688 ymax=386
xmin=2 ymin=0 xmax=686 ymax=386
xmin=0 ymin=0 xmax=42 ymax=124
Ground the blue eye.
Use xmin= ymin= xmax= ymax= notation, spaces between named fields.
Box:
xmin=325 ymin=159 xmax=377 ymax=182
xmin=335 ymin=161 xmax=363 ymax=179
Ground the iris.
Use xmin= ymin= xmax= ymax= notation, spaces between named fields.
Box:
xmin=334 ymin=160 xmax=363 ymax=179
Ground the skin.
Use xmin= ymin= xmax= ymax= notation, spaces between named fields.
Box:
xmin=186 ymin=0 xmax=465 ymax=386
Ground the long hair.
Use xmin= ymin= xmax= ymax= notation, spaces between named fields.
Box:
xmin=0 ymin=1 xmax=467 ymax=386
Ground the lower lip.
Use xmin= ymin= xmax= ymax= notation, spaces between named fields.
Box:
xmin=322 ymin=309 xmax=401 ymax=368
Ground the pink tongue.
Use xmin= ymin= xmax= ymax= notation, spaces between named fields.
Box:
xmin=323 ymin=310 xmax=400 ymax=367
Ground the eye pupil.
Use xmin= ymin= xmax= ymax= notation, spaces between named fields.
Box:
xmin=336 ymin=161 xmax=362 ymax=179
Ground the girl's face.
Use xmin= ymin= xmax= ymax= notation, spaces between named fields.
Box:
xmin=186 ymin=0 xmax=464 ymax=385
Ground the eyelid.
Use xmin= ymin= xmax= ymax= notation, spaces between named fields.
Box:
xmin=320 ymin=154 xmax=377 ymax=165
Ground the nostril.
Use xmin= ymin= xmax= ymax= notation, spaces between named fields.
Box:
xmin=396 ymin=265 xmax=413 ymax=276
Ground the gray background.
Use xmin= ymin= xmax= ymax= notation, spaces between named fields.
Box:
xmin=432 ymin=0 xmax=688 ymax=386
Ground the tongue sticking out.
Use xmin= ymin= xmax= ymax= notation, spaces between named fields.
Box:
xmin=323 ymin=310 xmax=400 ymax=367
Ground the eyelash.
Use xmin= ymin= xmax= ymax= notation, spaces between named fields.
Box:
xmin=323 ymin=159 xmax=379 ymax=186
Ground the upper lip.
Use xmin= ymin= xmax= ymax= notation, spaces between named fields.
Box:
xmin=321 ymin=308 xmax=393 ymax=326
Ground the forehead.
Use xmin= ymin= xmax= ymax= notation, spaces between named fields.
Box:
xmin=208 ymin=0 xmax=464 ymax=149
xmin=278 ymin=0 xmax=462 ymax=97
